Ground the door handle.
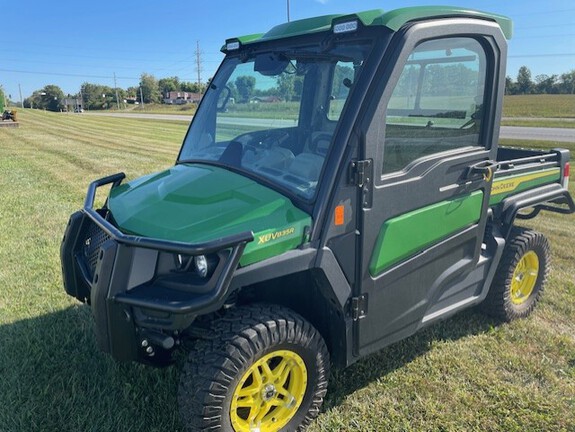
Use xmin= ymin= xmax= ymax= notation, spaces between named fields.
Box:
xmin=466 ymin=160 xmax=498 ymax=182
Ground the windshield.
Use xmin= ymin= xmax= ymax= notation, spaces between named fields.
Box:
xmin=179 ymin=41 xmax=372 ymax=200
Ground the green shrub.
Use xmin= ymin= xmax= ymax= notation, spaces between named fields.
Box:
xmin=0 ymin=88 xmax=5 ymax=112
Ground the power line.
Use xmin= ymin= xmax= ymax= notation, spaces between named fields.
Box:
xmin=517 ymin=23 xmax=575 ymax=29
xmin=1 ymin=58 xmax=157 ymax=71
xmin=0 ymin=42 xmax=227 ymax=56
xmin=0 ymin=48 xmax=224 ymax=64
xmin=195 ymin=41 xmax=203 ymax=92
xmin=0 ymin=68 xmax=138 ymax=80
xmin=509 ymin=53 xmax=575 ymax=58
xmin=513 ymin=34 xmax=575 ymax=39
xmin=511 ymin=7 xmax=575 ymax=16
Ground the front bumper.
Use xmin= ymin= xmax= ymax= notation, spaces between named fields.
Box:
xmin=61 ymin=173 xmax=253 ymax=363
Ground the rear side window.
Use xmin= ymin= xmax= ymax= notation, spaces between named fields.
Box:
xmin=382 ymin=37 xmax=487 ymax=174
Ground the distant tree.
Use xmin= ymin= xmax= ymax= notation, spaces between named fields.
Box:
xmin=505 ymin=76 xmax=517 ymax=95
xmin=43 ymin=85 xmax=65 ymax=111
xmin=558 ymin=70 xmax=575 ymax=94
xmin=226 ymin=81 xmax=239 ymax=102
xmin=25 ymin=85 xmax=65 ymax=111
xmin=181 ymin=81 xmax=205 ymax=94
xmin=235 ymin=75 xmax=256 ymax=103
xmin=158 ymin=76 xmax=181 ymax=96
xmin=516 ymin=66 xmax=534 ymax=95
xmin=394 ymin=65 xmax=420 ymax=99
xmin=534 ymin=74 xmax=558 ymax=94
xmin=81 ymin=82 xmax=115 ymax=109
xmin=277 ymin=74 xmax=294 ymax=102
xmin=0 ymin=86 xmax=5 ymax=111
xmin=115 ymin=88 xmax=127 ymax=107
xmin=126 ymin=86 xmax=139 ymax=98
xmin=423 ymin=63 xmax=478 ymax=97
xmin=139 ymin=73 xmax=161 ymax=104
xmin=81 ymin=83 xmax=98 ymax=109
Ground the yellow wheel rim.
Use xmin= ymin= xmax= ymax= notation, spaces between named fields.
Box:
xmin=510 ymin=251 xmax=539 ymax=305
xmin=230 ymin=350 xmax=307 ymax=432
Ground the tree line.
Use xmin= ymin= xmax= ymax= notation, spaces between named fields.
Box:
xmin=22 ymin=73 xmax=207 ymax=111
xmin=13 ymin=65 xmax=575 ymax=112
xmin=0 ymin=86 xmax=6 ymax=111
xmin=506 ymin=66 xmax=575 ymax=95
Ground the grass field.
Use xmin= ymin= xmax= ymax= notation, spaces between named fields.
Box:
xmin=502 ymin=94 xmax=575 ymax=119
xmin=102 ymin=94 xmax=575 ymax=127
xmin=1 ymin=110 xmax=574 ymax=432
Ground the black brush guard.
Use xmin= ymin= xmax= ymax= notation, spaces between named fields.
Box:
xmin=61 ymin=173 xmax=253 ymax=362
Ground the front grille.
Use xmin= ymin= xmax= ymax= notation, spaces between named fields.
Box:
xmin=81 ymin=223 xmax=111 ymax=280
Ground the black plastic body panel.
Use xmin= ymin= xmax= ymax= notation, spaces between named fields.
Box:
xmin=61 ymin=211 xmax=92 ymax=303
xmin=497 ymin=184 xmax=575 ymax=238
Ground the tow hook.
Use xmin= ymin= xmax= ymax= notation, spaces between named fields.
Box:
xmin=140 ymin=330 xmax=176 ymax=356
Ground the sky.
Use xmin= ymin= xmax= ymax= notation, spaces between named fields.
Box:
xmin=1 ymin=0 xmax=574 ymax=102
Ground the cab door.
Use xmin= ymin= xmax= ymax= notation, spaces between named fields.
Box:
xmin=355 ymin=20 xmax=507 ymax=356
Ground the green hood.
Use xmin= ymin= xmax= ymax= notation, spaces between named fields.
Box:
xmin=107 ymin=164 xmax=311 ymax=266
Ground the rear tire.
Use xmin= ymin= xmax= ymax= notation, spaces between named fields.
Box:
xmin=178 ymin=304 xmax=330 ymax=431
xmin=482 ymin=228 xmax=550 ymax=321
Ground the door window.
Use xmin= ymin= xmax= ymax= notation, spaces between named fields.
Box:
xmin=382 ymin=37 xmax=487 ymax=174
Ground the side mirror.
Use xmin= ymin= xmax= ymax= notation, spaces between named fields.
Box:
xmin=217 ymin=86 xmax=231 ymax=112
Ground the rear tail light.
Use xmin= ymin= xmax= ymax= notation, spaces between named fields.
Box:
xmin=563 ymin=162 xmax=570 ymax=189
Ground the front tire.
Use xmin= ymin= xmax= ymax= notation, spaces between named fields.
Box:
xmin=482 ymin=228 xmax=550 ymax=321
xmin=178 ymin=304 xmax=330 ymax=431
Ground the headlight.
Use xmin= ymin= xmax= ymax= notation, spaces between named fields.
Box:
xmin=194 ymin=255 xmax=209 ymax=278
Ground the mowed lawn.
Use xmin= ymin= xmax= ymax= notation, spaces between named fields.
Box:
xmin=503 ymin=94 xmax=575 ymax=118
xmin=1 ymin=110 xmax=574 ymax=432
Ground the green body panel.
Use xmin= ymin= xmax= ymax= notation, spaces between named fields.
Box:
xmin=235 ymin=33 xmax=265 ymax=44
xmin=369 ymin=191 xmax=484 ymax=276
xmin=489 ymin=168 xmax=561 ymax=205
xmin=222 ymin=33 xmax=265 ymax=52
xmin=108 ymin=164 xmax=311 ymax=266
xmin=258 ymin=14 xmax=341 ymax=42
xmin=226 ymin=6 xmax=511 ymax=49
xmin=338 ymin=9 xmax=385 ymax=27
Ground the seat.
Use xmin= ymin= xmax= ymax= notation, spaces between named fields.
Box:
xmin=288 ymin=153 xmax=324 ymax=182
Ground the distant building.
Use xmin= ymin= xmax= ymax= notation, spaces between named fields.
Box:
xmin=251 ymin=96 xmax=282 ymax=103
xmin=63 ymin=98 xmax=82 ymax=112
xmin=164 ymin=91 xmax=201 ymax=104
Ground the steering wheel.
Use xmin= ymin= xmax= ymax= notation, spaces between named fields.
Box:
xmin=241 ymin=129 xmax=290 ymax=156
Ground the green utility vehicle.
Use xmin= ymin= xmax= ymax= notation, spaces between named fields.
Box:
xmin=61 ymin=6 xmax=574 ymax=431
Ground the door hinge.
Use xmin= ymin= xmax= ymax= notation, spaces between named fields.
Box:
xmin=351 ymin=294 xmax=368 ymax=320
xmin=349 ymin=159 xmax=372 ymax=187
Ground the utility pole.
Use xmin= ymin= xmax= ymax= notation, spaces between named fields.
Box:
xmin=80 ymin=87 xmax=85 ymax=111
xmin=18 ymin=84 xmax=23 ymax=108
xmin=195 ymin=40 xmax=203 ymax=95
xmin=140 ymin=86 xmax=145 ymax=108
xmin=287 ymin=0 xmax=290 ymax=22
xmin=113 ymin=72 xmax=120 ymax=110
